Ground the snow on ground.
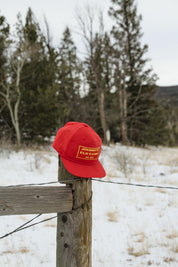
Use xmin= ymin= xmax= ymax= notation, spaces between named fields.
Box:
xmin=0 ymin=143 xmax=178 ymax=266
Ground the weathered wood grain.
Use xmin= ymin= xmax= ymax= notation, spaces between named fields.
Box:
xmin=0 ymin=186 xmax=72 ymax=216
xmin=56 ymin=156 xmax=92 ymax=267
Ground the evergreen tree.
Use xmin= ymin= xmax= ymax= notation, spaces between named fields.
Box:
xmin=19 ymin=8 xmax=60 ymax=141
xmin=0 ymin=14 xmax=9 ymax=86
xmin=57 ymin=27 xmax=82 ymax=125
xmin=0 ymin=14 xmax=11 ymax=138
xmin=108 ymin=0 xmax=167 ymax=145
xmin=109 ymin=0 xmax=156 ymax=87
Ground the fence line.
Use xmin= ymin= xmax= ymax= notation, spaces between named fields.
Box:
xmin=0 ymin=178 xmax=177 ymax=240
xmin=5 ymin=179 xmax=82 ymax=187
xmin=2 ymin=178 xmax=178 ymax=190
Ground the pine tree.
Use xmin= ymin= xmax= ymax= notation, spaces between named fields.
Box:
xmin=108 ymin=0 xmax=164 ymax=145
xmin=0 ymin=15 xmax=9 ymax=86
xmin=19 ymin=8 xmax=60 ymax=141
xmin=0 ymin=14 xmax=10 ymax=138
xmin=57 ymin=27 xmax=82 ymax=125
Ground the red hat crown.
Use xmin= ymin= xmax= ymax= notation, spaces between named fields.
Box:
xmin=52 ymin=122 xmax=106 ymax=178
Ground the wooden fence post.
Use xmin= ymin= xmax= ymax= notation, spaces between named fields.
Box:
xmin=56 ymin=156 xmax=92 ymax=267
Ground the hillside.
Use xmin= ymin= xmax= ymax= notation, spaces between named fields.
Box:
xmin=155 ymin=85 xmax=178 ymax=107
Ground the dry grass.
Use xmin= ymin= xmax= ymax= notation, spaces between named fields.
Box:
xmin=155 ymin=188 xmax=167 ymax=194
xmin=111 ymin=145 xmax=178 ymax=182
xmin=167 ymin=229 xmax=178 ymax=239
xmin=24 ymin=151 xmax=53 ymax=171
xmin=170 ymin=157 xmax=178 ymax=167
xmin=3 ymin=247 xmax=29 ymax=254
xmin=166 ymin=179 xmax=178 ymax=187
xmin=113 ymin=150 xmax=136 ymax=179
xmin=106 ymin=163 xmax=120 ymax=178
xmin=134 ymin=232 xmax=146 ymax=243
xmin=171 ymin=241 xmax=178 ymax=253
xmin=132 ymin=147 xmax=178 ymax=171
xmin=128 ymin=243 xmax=150 ymax=257
xmin=106 ymin=211 xmax=119 ymax=222
xmin=168 ymin=194 xmax=178 ymax=207
xmin=164 ymin=257 xmax=176 ymax=263
xmin=144 ymin=198 xmax=155 ymax=207
xmin=104 ymin=145 xmax=178 ymax=182
xmin=147 ymin=148 xmax=178 ymax=166
xmin=43 ymin=156 xmax=51 ymax=164
xmin=128 ymin=230 xmax=150 ymax=257
xmin=19 ymin=215 xmax=28 ymax=221
xmin=147 ymin=260 xmax=153 ymax=265
xmin=170 ymin=168 xmax=178 ymax=174
xmin=44 ymin=223 xmax=56 ymax=228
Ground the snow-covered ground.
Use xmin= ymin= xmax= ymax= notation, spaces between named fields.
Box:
xmin=0 ymin=143 xmax=178 ymax=266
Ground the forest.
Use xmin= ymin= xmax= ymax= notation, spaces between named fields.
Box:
xmin=0 ymin=0 xmax=177 ymax=147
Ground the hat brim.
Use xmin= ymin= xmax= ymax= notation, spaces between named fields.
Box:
xmin=61 ymin=157 xmax=106 ymax=178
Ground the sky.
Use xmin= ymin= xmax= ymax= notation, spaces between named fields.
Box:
xmin=0 ymin=0 xmax=178 ymax=86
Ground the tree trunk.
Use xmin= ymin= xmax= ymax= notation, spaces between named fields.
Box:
xmin=98 ymin=90 xmax=109 ymax=145
xmin=14 ymin=63 xmax=22 ymax=146
xmin=122 ymin=78 xmax=129 ymax=145
xmin=6 ymin=93 xmax=21 ymax=147
xmin=118 ymin=72 xmax=129 ymax=145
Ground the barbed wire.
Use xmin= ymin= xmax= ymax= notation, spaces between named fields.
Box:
xmin=0 ymin=214 xmax=42 ymax=240
xmin=91 ymin=178 xmax=178 ymax=190
xmin=2 ymin=178 xmax=178 ymax=190
xmin=5 ymin=179 xmax=82 ymax=187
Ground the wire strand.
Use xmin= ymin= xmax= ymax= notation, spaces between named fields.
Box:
xmin=5 ymin=179 xmax=82 ymax=188
xmin=13 ymin=215 xmax=57 ymax=233
xmin=2 ymin=178 xmax=178 ymax=190
xmin=0 ymin=214 xmax=42 ymax=239
xmin=91 ymin=178 xmax=178 ymax=190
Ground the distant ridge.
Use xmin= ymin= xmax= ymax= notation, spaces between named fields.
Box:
xmin=155 ymin=85 xmax=178 ymax=107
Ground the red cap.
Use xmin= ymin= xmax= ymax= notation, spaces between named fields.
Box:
xmin=52 ymin=122 xmax=106 ymax=178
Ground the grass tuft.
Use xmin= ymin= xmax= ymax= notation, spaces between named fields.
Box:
xmin=106 ymin=211 xmax=119 ymax=222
